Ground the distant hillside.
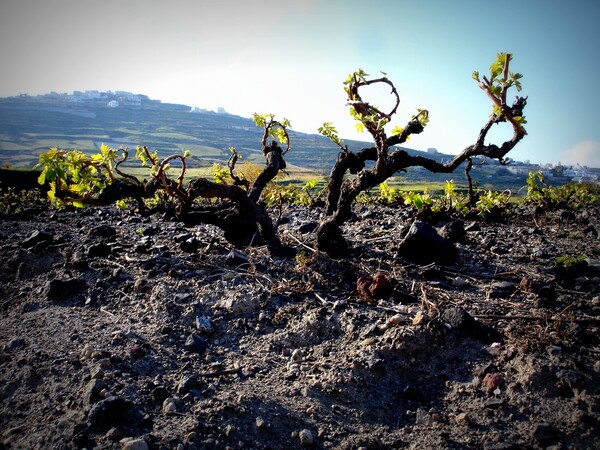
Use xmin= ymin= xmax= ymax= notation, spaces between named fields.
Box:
xmin=0 ymin=91 xmax=454 ymax=172
xmin=2 ymin=91 xmax=555 ymax=192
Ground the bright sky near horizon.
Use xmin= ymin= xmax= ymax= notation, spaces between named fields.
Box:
xmin=1 ymin=0 xmax=599 ymax=167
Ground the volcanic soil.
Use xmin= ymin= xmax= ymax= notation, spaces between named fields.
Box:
xmin=1 ymin=201 xmax=599 ymax=449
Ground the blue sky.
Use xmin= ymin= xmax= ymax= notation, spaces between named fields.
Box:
xmin=1 ymin=0 xmax=599 ymax=167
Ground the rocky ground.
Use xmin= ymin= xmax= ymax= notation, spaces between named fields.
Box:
xmin=1 ymin=199 xmax=599 ymax=450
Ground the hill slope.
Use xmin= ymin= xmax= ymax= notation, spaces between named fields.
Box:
xmin=1 ymin=91 xmax=553 ymax=193
xmin=0 ymin=92 xmax=451 ymax=172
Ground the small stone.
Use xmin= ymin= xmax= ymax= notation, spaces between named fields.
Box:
xmin=176 ymin=374 xmax=200 ymax=395
xmin=452 ymin=277 xmax=469 ymax=287
xmin=357 ymin=273 xmax=393 ymax=302
xmin=386 ymin=314 xmax=407 ymax=326
xmin=397 ymin=221 xmax=457 ymax=265
xmin=91 ymin=368 xmax=104 ymax=380
xmin=180 ymin=237 xmax=200 ymax=253
xmin=141 ymin=226 xmax=158 ymax=236
xmin=81 ymin=344 xmax=94 ymax=360
xmin=97 ymin=357 xmax=112 ymax=369
xmin=532 ymin=247 xmax=550 ymax=258
xmin=162 ymin=398 xmax=177 ymax=414
xmin=286 ymin=363 xmax=301 ymax=380
xmin=21 ymin=230 xmax=53 ymax=248
xmin=174 ymin=232 xmax=194 ymax=243
xmin=290 ymin=349 xmax=303 ymax=362
xmin=299 ymin=429 xmax=314 ymax=446
xmin=45 ymin=277 xmax=87 ymax=301
xmin=255 ymin=416 xmax=266 ymax=428
xmin=133 ymin=277 xmax=151 ymax=293
xmin=5 ymin=338 xmax=26 ymax=350
xmin=216 ymin=294 xmax=260 ymax=316
xmin=87 ymin=396 xmax=133 ymax=430
xmin=455 ymin=412 xmax=469 ymax=425
xmin=227 ymin=249 xmax=249 ymax=266
xmin=415 ymin=407 xmax=433 ymax=425
xmin=441 ymin=307 xmax=475 ymax=330
xmin=127 ymin=345 xmax=145 ymax=359
xmin=486 ymin=281 xmax=514 ymax=299
xmin=440 ymin=220 xmax=465 ymax=240
xmin=532 ymin=423 xmax=560 ymax=447
xmin=482 ymin=373 xmax=504 ymax=392
xmin=184 ymin=334 xmax=207 ymax=354
xmin=87 ymin=242 xmax=112 ymax=258
xmin=299 ymin=222 xmax=318 ymax=234
xmin=195 ymin=316 xmax=213 ymax=333
xmin=99 ymin=388 xmax=112 ymax=399
xmin=105 ymin=427 xmax=121 ymax=441
xmin=91 ymin=225 xmax=117 ymax=239
xmin=121 ymin=438 xmax=149 ymax=450
xmin=84 ymin=379 xmax=106 ymax=405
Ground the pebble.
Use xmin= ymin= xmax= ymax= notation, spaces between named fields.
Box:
xmin=455 ymin=412 xmax=469 ymax=425
xmin=482 ymin=373 xmax=504 ymax=392
xmin=91 ymin=368 xmax=104 ymax=380
xmin=290 ymin=349 xmax=303 ymax=362
xmin=87 ymin=242 xmax=112 ymax=258
xmin=84 ymin=379 xmax=105 ymax=404
xmin=127 ymin=345 xmax=146 ymax=359
xmin=99 ymin=388 xmax=113 ymax=399
xmin=88 ymin=396 xmax=133 ymax=429
xmin=91 ymin=225 xmax=117 ymax=238
xmin=133 ymin=277 xmax=151 ymax=293
xmin=97 ymin=358 xmax=112 ymax=369
xmin=255 ymin=416 xmax=266 ymax=428
xmin=163 ymin=397 xmax=178 ymax=414
xmin=106 ymin=427 xmax=121 ymax=441
xmin=415 ymin=407 xmax=437 ymax=426
xmin=5 ymin=338 xmax=26 ymax=350
xmin=299 ymin=429 xmax=314 ymax=446
xmin=195 ymin=316 xmax=213 ymax=333
xmin=227 ymin=249 xmax=249 ymax=266
xmin=80 ymin=344 xmax=94 ymax=360
xmin=180 ymin=237 xmax=200 ymax=253
xmin=21 ymin=230 xmax=53 ymax=248
xmin=286 ymin=363 xmax=301 ymax=380
xmin=184 ymin=334 xmax=207 ymax=354
xmin=386 ymin=313 xmax=408 ymax=326
xmin=486 ymin=281 xmax=515 ymax=299
xmin=45 ymin=277 xmax=87 ymax=301
xmin=121 ymin=438 xmax=149 ymax=450
xmin=452 ymin=277 xmax=469 ymax=287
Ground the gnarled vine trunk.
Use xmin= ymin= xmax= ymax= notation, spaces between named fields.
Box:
xmin=317 ymin=56 xmax=527 ymax=256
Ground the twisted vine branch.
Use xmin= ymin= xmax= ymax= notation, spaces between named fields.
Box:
xmin=318 ymin=54 xmax=528 ymax=255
